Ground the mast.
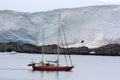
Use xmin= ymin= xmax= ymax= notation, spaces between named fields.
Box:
xmin=58 ymin=14 xmax=73 ymax=66
xmin=57 ymin=14 xmax=61 ymax=66
xmin=61 ymin=24 xmax=73 ymax=66
xmin=41 ymin=26 xmax=45 ymax=62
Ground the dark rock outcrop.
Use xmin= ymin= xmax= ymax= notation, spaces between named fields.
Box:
xmin=91 ymin=44 xmax=120 ymax=56
xmin=0 ymin=42 xmax=120 ymax=56
xmin=68 ymin=46 xmax=90 ymax=55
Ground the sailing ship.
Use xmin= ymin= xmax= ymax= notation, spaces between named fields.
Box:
xmin=28 ymin=14 xmax=74 ymax=71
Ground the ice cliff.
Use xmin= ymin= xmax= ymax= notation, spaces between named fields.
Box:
xmin=0 ymin=5 xmax=120 ymax=48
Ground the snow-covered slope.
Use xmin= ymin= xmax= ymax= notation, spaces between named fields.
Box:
xmin=0 ymin=5 xmax=120 ymax=48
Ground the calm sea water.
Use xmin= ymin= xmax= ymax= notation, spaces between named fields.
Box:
xmin=0 ymin=52 xmax=120 ymax=80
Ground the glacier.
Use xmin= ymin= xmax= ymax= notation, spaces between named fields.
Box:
xmin=0 ymin=5 xmax=120 ymax=48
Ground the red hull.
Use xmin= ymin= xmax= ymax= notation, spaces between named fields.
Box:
xmin=33 ymin=66 xmax=73 ymax=71
xmin=28 ymin=64 xmax=74 ymax=71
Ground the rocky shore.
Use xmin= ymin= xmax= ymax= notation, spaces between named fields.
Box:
xmin=0 ymin=42 xmax=120 ymax=56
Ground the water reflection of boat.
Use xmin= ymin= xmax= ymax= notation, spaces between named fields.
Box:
xmin=28 ymin=14 xmax=74 ymax=71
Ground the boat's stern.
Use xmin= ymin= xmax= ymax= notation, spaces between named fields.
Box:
xmin=28 ymin=63 xmax=35 ymax=66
